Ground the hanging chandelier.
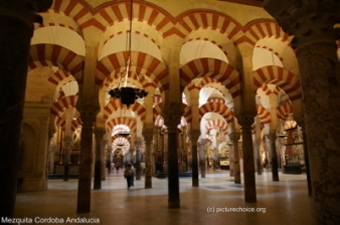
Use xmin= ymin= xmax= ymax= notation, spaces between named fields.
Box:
xmin=108 ymin=0 xmax=148 ymax=107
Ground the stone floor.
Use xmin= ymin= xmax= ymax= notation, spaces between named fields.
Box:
xmin=13 ymin=170 xmax=317 ymax=225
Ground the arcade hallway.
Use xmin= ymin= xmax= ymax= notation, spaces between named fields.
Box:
xmin=12 ymin=170 xmax=316 ymax=225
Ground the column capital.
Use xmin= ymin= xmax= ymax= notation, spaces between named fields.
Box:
xmin=94 ymin=128 xmax=106 ymax=139
xmin=264 ymin=0 xmax=339 ymax=52
xmin=80 ymin=111 xmax=96 ymax=127
xmin=294 ymin=115 xmax=305 ymax=128
xmin=143 ymin=128 xmax=155 ymax=143
xmin=229 ymin=132 xmax=241 ymax=142
xmin=162 ymin=102 xmax=183 ymax=133
xmin=265 ymin=132 xmax=277 ymax=141
xmin=189 ymin=130 xmax=200 ymax=143
xmin=235 ymin=113 xmax=255 ymax=128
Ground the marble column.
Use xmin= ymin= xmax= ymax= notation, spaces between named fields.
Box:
xmin=265 ymin=1 xmax=340 ymax=223
xmin=198 ymin=140 xmax=206 ymax=178
xmin=229 ymin=133 xmax=241 ymax=184
xmin=63 ymin=136 xmax=72 ymax=182
xmin=228 ymin=145 xmax=234 ymax=177
xmin=94 ymin=128 xmax=105 ymax=190
xmin=134 ymin=138 xmax=143 ymax=180
xmin=190 ymin=130 xmax=200 ymax=187
xmin=0 ymin=0 xmax=52 ymax=217
xmin=254 ymin=117 xmax=263 ymax=175
xmin=164 ymin=109 xmax=182 ymax=208
xmin=143 ymin=129 xmax=154 ymax=189
xmin=77 ymin=112 xmax=96 ymax=213
xmin=267 ymin=133 xmax=279 ymax=181
xmin=237 ymin=115 xmax=256 ymax=202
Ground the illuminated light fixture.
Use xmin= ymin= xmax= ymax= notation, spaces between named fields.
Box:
xmin=108 ymin=0 xmax=147 ymax=106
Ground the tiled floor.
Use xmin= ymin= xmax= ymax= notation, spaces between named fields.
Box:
xmin=13 ymin=170 xmax=317 ymax=225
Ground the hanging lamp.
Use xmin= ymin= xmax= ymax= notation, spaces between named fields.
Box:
xmin=108 ymin=0 xmax=148 ymax=106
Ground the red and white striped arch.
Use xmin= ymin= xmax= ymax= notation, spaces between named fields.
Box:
xmin=50 ymin=0 xmax=96 ymax=30
xmin=253 ymin=66 xmax=302 ymax=101
xmin=96 ymin=51 xmax=168 ymax=91
xmin=103 ymin=99 xmax=146 ymax=121
xmin=57 ymin=117 xmax=82 ymax=132
xmin=29 ymin=44 xmax=84 ymax=83
xmin=94 ymin=1 xmax=174 ymax=36
xmin=180 ymin=58 xmax=240 ymax=98
xmin=277 ymin=101 xmax=293 ymax=120
xmin=50 ymin=95 xmax=79 ymax=131
xmin=205 ymin=119 xmax=228 ymax=133
xmin=106 ymin=117 xmax=137 ymax=133
xmin=182 ymin=105 xmax=192 ymax=124
xmin=243 ymin=20 xmax=290 ymax=46
xmin=256 ymin=104 xmax=271 ymax=125
xmin=34 ymin=17 xmax=83 ymax=35
xmin=175 ymin=11 xmax=243 ymax=41
xmin=153 ymin=104 xmax=162 ymax=122
xmin=112 ymin=137 xmax=130 ymax=154
xmin=199 ymin=102 xmax=234 ymax=123
xmin=50 ymin=95 xmax=78 ymax=116
xmin=45 ymin=68 xmax=74 ymax=86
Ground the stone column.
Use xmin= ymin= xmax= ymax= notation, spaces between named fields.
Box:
xmin=164 ymin=108 xmax=182 ymax=208
xmin=101 ymin=139 xmax=107 ymax=181
xmin=266 ymin=132 xmax=279 ymax=181
xmin=296 ymin=117 xmax=313 ymax=196
xmin=264 ymin=1 xmax=340 ymax=223
xmin=63 ymin=108 xmax=74 ymax=182
xmin=198 ymin=140 xmax=206 ymax=178
xmin=237 ymin=114 xmax=257 ymax=202
xmin=254 ymin=117 xmax=263 ymax=175
xmin=190 ymin=130 xmax=200 ymax=187
xmin=229 ymin=133 xmax=241 ymax=184
xmin=63 ymin=136 xmax=72 ymax=182
xmin=0 ymin=0 xmax=52 ymax=217
xmin=94 ymin=128 xmax=105 ymax=190
xmin=143 ymin=129 xmax=154 ymax=189
xmin=134 ymin=138 xmax=143 ymax=180
xmin=227 ymin=138 xmax=234 ymax=177
xmin=77 ymin=112 xmax=95 ymax=213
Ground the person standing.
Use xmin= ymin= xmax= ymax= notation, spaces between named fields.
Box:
xmin=124 ymin=164 xmax=134 ymax=189
xmin=115 ymin=161 xmax=121 ymax=173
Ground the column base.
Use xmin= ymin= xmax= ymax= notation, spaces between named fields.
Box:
xmin=168 ymin=199 xmax=180 ymax=209
xmin=17 ymin=177 xmax=48 ymax=192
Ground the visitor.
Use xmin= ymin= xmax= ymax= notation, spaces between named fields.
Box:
xmin=124 ymin=163 xmax=134 ymax=189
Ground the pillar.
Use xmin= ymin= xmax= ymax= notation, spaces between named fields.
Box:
xmin=94 ymin=128 xmax=105 ymax=190
xmin=0 ymin=0 xmax=52 ymax=217
xmin=134 ymin=138 xmax=143 ymax=180
xmin=77 ymin=112 xmax=95 ymax=213
xmin=143 ymin=129 xmax=154 ymax=189
xmin=264 ymin=1 xmax=340 ymax=223
xmin=190 ymin=130 xmax=200 ymax=187
xmin=254 ymin=117 xmax=263 ymax=175
xmin=267 ymin=132 xmax=279 ymax=181
xmin=63 ymin=136 xmax=72 ymax=182
xmin=229 ymin=133 xmax=241 ymax=184
xmin=198 ymin=140 xmax=206 ymax=178
xmin=63 ymin=107 xmax=74 ymax=182
xmin=164 ymin=108 xmax=182 ymax=208
xmin=237 ymin=114 xmax=257 ymax=202
xmin=296 ymin=117 xmax=313 ymax=196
